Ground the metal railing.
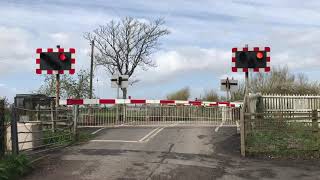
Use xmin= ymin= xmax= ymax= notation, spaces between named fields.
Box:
xmin=77 ymin=104 xmax=240 ymax=127
xmin=7 ymin=106 xmax=74 ymax=156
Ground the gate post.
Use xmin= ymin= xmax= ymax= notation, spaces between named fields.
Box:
xmin=312 ymin=109 xmax=318 ymax=134
xmin=240 ymin=107 xmax=245 ymax=157
xmin=11 ymin=106 xmax=19 ymax=155
xmin=0 ymin=100 xmax=5 ymax=157
xmin=73 ymin=105 xmax=79 ymax=141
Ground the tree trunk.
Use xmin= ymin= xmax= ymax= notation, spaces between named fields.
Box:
xmin=122 ymin=88 xmax=127 ymax=99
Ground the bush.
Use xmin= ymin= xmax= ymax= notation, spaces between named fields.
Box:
xmin=0 ymin=154 xmax=30 ymax=180
xmin=167 ymin=87 xmax=190 ymax=100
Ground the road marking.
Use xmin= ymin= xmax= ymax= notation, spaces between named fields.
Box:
xmin=90 ymin=140 xmax=139 ymax=143
xmin=91 ymin=127 xmax=106 ymax=135
xmin=138 ymin=127 xmax=160 ymax=142
xmin=144 ymin=127 xmax=164 ymax=142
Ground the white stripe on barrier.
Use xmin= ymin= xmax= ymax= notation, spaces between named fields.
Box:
xmin=146 ymin=100 xmax=160 ymax=104
xmin=115 ymin=99 xmax=130 ymax=104
xmin=175 ymin=100 xmax=189 ymax=104
xmin=59 ymin=100 xmax=67 ymax=105
xmin=84 ymin=99 xmax=99 ymax=105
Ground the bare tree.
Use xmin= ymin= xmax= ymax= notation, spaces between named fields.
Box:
xmin=84 ymin=17 xmax=170 ymax=98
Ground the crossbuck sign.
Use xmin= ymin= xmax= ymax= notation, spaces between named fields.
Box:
xmin=220 ymin=78 xmax=238 ymax=92
xmin=111 ymin=74 xmax=129 ymax=88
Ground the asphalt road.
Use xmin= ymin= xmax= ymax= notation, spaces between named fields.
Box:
xmin=24 ymin=126 xmax=320 ymax=180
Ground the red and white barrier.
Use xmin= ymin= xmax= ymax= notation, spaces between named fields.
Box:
xmin=59 ymin=98 xmax=242 ymax=107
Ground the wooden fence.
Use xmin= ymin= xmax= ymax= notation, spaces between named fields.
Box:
xmin=255 ymin=94 xmax=320 ymax=111
xmin=241 ymin=94 xmax=320 ymax=157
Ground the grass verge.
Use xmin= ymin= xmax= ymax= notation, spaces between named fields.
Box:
xmin=0 ymin=154 xmax=31 ymax=180
xmin=246 ymin=122 xmax=320 ymax=159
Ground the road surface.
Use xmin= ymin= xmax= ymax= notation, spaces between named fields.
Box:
xmin=25 ymin=126 xmax=320 ymax=180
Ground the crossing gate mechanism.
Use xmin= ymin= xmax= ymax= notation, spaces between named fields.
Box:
xmin=60 ymin=98 xmax=242 ymax=127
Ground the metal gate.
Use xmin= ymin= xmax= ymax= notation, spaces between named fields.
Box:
xmin=76 ymin=104 xmax=240 ymax=127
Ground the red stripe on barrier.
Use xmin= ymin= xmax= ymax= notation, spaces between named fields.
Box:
xmin=232 ymin=57 xmax=236 ymax=62
xmin=243 ymin=47 xmax=248 ymax=52
xmin=36 ymin=69 xmax=42 ymax=74
xmin=67 ymin=99 xmax=83 ymax=105
xmin=99 ymin=99 xmax=116 ymax=104
xmin=209 ymin=103 xmax=218 ymax=106
xmin=71 ymin=58 xmax=76 ymax=64
xmin=131 ymin=99 xmax=146 ymax=104
xmin=230 ymin=104 xmax=235 ymax=107
xmin=189 ymin=101 xmax=202 ymax=106
xmin=265 ymin=67 xmax=270 ymax=72
xmin=58 ymin=70 xmax=64 ymax=74
xmin=242 ymin=68 xmax=248 ymax=72
xmin=160 ymin=100 xmax=175 ymax=104
xmin=58 ymin=48 xmax=64 ymax=52
xmin=36 ymin=59 xmax=40 ymax=64
xmin=69 ymin=69 xmax=75 ymax=74
xmin=47 ymin=70 xmax=53 ymax=74
xmin=218 ymin=102 xmax=230 ymax=105
xmin=47 ymin=48 xmax=53 ymax=52
xmin=253 ymin=47 xmax=260 ymax=51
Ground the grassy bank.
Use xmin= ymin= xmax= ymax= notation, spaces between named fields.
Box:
xmin=246 ymin=123 xmax=320 ymax=159
xmin=0 ymin=154 xmax=30 ymax=180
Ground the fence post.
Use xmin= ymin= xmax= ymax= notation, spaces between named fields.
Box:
xmin=10 ymin=106 xmax=19 ymax=155
xmin=73 ymin=105 xmax=79 ymax=141
xmin=312 ymin=109 xmax=318 ymax=134
xmin=50 ymin=100 xmax=55 ymax=132
xmin=240 ymin=107 xmax=246 ymax=157
xmin=0 ymin=100 xmax=5 ymax=157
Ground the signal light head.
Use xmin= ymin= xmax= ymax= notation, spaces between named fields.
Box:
xmin=59 ymin=53 xmax=66 ymax=61
xmin=256 ymin=52 xmax=264 ymax=59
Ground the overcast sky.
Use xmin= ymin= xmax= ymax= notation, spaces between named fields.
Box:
xmin=1 ymin=0 xmax=320 ymax=101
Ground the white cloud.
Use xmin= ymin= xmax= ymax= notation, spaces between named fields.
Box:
xmin=49 ymin=32 xmax=70 ymax=45
xmin=136 ymin=47 xmax=230 ymax=84
xmin=0 ymin=26 xmax=33 ymax=75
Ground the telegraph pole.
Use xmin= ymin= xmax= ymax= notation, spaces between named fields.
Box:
xmin=89 ymin=39 xmax=94 ymax=99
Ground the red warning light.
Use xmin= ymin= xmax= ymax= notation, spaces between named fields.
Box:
xmin=59 ymin=53 xmax=66 ymax=61
xmin=256 ymin=52 xmax=264 ymax=59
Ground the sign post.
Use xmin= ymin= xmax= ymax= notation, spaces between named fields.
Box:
xmin=231 ymin=45 xmax=271 ymax=157
xmin=220 ymin=78 xmax=238 ymax=101
xmin=111 ymin=74 xmax=129 ymax=124
xmin=111 ymin=74 xmax=129 ymax=99
xmin=35 ymin=46 xmax=76 ymax=130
